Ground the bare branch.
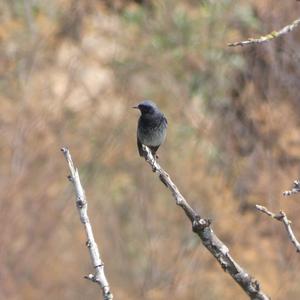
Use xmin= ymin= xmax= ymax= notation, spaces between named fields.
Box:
xmin=283 ymin=180 xmax=300 ymax=196
xmin=256 ymin=205 xmax=300 ymax=253
xmin=228 ymin=18 xmax=300 ymax=47
xmin=61 ymin=148 xmax=113 ymax=300
xmin=142 ymin=145 xmax=269 ymax=300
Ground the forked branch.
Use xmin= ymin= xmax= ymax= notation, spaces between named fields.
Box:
xmin=256 ymin=205 xmax=300 ymax=253
xmin=142 ymin=145 xmax=269 ymax=300
xmin=61 ymin=148 xmax=113 ymax=300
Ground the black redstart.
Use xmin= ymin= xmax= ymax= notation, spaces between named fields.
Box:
xmin=133 ymin=100 xmax=167 ymax=158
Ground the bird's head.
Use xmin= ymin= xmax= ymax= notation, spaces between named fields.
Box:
xmin=133 ymin=100 xmax=158 ymax=115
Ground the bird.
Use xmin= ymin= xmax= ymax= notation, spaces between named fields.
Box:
xmin=133 ymin=100 xmax=168 ymax=158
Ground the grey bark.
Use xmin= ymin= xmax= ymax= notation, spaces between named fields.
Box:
xmin=61 ymin=148 xmax=113 ymax=300
xmin=142 ymin=145 xmax=270 ymax=300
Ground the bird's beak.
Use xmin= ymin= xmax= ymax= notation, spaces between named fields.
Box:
xmin=132 ymin=105 xmax=139 ymax=109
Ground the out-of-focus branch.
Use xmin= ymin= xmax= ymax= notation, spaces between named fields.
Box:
xmin=283 ymin=180 xmax=300 ymax=196
xmin=228 ymin=18 xmax=300 ymax=47
xmin=61 ymin=148 xmax=113 ymax=300
xmin=142 ymin=145 xmax=269 ymax=300
xmin=256 ymin=205 xmax=300 ymax=253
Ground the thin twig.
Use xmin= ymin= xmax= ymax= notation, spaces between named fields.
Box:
xmin=142 ymin=145 xmax=269 ymax=300
xmin=256 ymin=205 xmax=300 ymax=253
xmin=228 ymin=18 xmax=300 ymax=47
xmin=283 ymin=180 xmax=300 ymax=196
xmin=61 ymin=148 xmax=113 ymax=300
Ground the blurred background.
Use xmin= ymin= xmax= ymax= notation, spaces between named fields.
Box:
xmin=1 ymin=0 xmax=300 ymax=299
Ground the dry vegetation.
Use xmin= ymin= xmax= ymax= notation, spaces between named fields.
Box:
xmin=1 ymin=0 xmax=300 ymax=299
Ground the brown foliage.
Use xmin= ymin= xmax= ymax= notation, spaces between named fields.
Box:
xmin=1 ymin=0 xmax=300 ymax=299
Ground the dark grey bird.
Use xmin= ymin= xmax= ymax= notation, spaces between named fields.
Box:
xmin=133 ymin=100 xmax=167 ymax=158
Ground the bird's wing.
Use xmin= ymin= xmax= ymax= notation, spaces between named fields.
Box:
xmin=163 ymin=114 xmax=168 ymax=125
xmin=137 ymin=136 xmax=144 ymax=157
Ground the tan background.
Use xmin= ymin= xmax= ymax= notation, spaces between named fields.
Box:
xmin=1 ymin=1 xmax=300 ymax=299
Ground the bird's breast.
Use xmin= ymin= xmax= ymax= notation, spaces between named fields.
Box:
xmin=137 ymin=116 xmax=167 ymax=147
